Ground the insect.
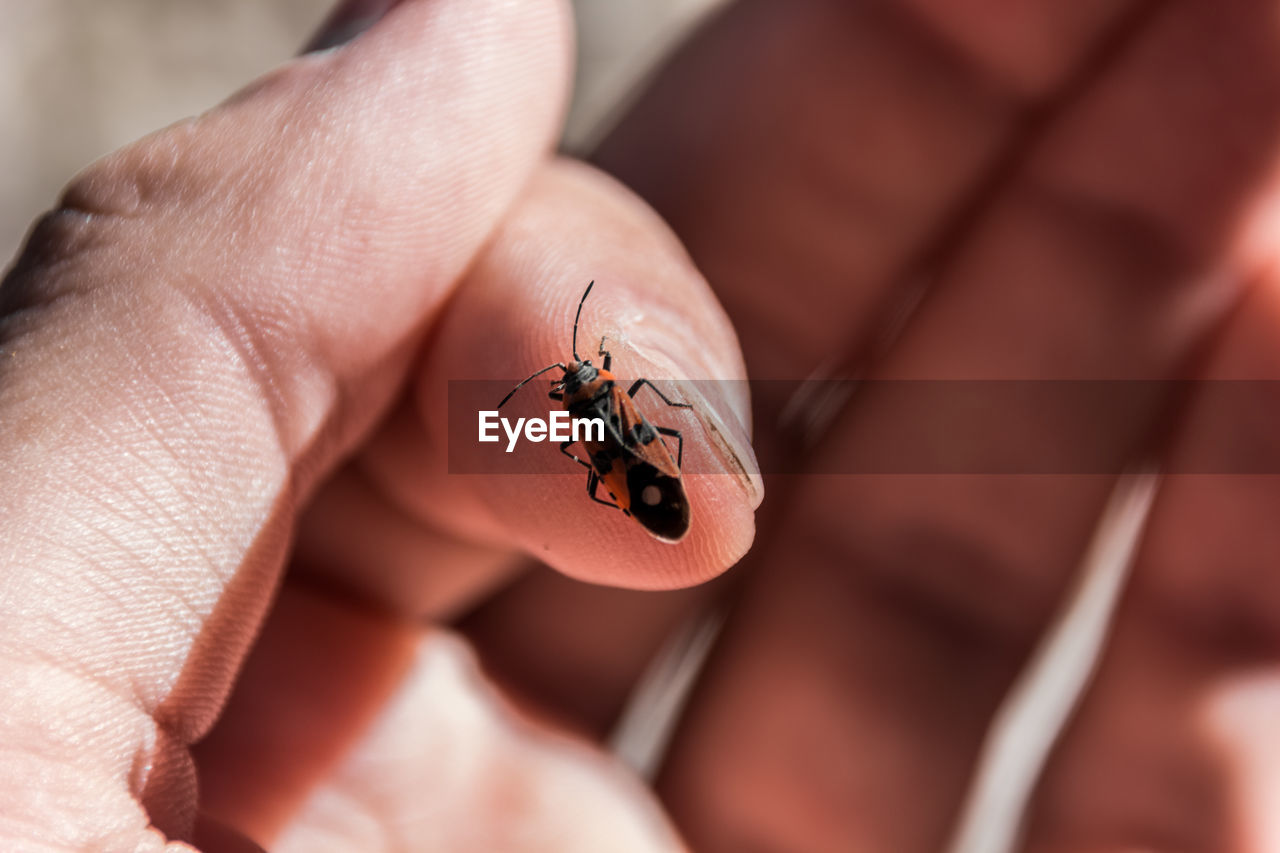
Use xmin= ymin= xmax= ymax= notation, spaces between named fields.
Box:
xmin=497 ymin=281 xmax=693 ymax=542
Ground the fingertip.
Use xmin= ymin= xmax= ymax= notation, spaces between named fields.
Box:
xmin=415 ymin=159 xmax=760 ymax=587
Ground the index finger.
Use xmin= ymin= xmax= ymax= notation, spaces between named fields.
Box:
xmin=333 ymin=159 xmax=763 ymax=592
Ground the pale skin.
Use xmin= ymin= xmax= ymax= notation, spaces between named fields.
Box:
xmin=2 ymin=0 xmax=1280 ymax=852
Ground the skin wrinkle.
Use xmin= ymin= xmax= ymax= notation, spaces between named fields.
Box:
xmin=18 ymin=524 xmax=200 ymax=715
xmin=831 ymin=0 xmax=1168 ymax=385
xmin=347 ymin=431 xmax=465 ymax=553
xmin=783 ymin=1 xmax=1023 ymax=356
xmin=26 ymin=489 xmax=181 ymax=612
xmin=898 ymin=0 xmax=1141 ymax=99
xmin=1014 ymin=176 xmax=1199 ymax=303
xmin=191 ymin=284 xmax=335 ymax=476
xmin=293 ymin=462 xmax=526 ymax=620
xmin=147 ymin=493 xmax=301 ymax=790
xmin=0 ymin=211 xmax=118 ymax=329
xmin=67 ymin=424 xmax=219 ymax=561
xmin=60 ymin=119 xmax=205 ymax=222
xmin=869 ymin=0 xmax=1034 ymax=109
xmin=5 ymin=647 xmax=143 ymax=734
xmin=0 ymin=664 xmax=158 ymax=829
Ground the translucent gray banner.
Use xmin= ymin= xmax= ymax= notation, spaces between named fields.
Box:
xmin=447 ymin=379 xmax=1280 ymax=474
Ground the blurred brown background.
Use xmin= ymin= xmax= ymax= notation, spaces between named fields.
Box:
xmin=0 ymin=0 xmax=724 ymax=264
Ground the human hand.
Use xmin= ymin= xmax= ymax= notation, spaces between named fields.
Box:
xmin=584 ymin=1 xmax=1280 ymax=851
xmin=0 ymin=0 xmax=762 ymax=850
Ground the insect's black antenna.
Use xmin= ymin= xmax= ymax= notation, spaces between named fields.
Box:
xmin=571 ymin=280 xmax=594 ymax=362
xmin=497 ymin=363 xmax=567 ymax=409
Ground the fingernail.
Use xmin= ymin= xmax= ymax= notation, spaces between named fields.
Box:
xmin=620 ymin=324 xmax=764 ymax=508
xmin=680 ymin=378 xmax=764 ymax=508
xmin=303 ymin=0 xmax=402 ymax=54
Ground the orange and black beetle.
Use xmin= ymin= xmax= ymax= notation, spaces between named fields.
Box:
xmin=497 ymin=282 xmax=692 ymax=542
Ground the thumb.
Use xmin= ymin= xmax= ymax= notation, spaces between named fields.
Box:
xmin=0 ymin=0 xmax=568 ymax=847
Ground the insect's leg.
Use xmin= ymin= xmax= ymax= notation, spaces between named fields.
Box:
xmin=497 ymin=362 xmax=567 ymax=409
xmin=587 ymin=470 xmax=620 ymax=508
xmin=560 ymin=440 xmax=590 ymax=469
xmin=656 ymin=426 xmax=684 ymax=468
xmin=548 ymin=391 xmax=564 ymax=402
xmin=597 ymin=336 xmax=612 ymax=372
xmin=627 ymin=378 xmax=693 ymax=409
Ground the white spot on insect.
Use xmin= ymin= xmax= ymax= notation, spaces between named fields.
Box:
xmin=642 ymin=485 xmax=662 ymax=506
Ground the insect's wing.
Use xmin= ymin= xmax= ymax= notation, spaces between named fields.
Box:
xmin=611 ymin=387 xmax=690 ymax=542
xmin=625 ymin=462 xmax=690 ymax=541
xmin=574 ymin=390 xmax=633 ymax=510
xmin=612 ymin=388 xmax=681 ymax=477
